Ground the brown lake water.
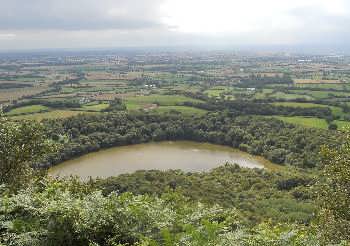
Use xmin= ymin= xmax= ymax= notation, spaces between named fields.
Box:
xmin=49 ymin=141 xmax=276 ymax=179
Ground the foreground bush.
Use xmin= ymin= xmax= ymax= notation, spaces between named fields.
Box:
xmin=0 ymin=178 xmax=332 ymax=246
xmin=0 ymin=178 xmax=239 ymax=245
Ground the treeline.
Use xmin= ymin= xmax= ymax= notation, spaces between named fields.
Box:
xmin=0 ymin=74 xmax=44 ymax=81
xmin=238 ymin=74 xmax=293 ymax=87
xmin=279 ymin=85 xmax=350 ymax=93
xmin=0 ymin=82 xmax=32 ymax=89
xmin=184 ymin=99 xmax=333 ymax=119
xmin=3 ymin=98 xmax=125 ymax=114
xmin=165 ymin=90 xmax=333 ymax=119
xmin=2 ymin=99 xmax=81 ymax=112
xmin=43 ymin=112 xmax=340 ymax=169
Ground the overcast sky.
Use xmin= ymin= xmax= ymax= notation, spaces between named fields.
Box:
xmin=0 ymin=0 xmax=349 ymax=51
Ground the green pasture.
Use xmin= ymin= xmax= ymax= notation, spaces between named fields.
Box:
xmin=289 ymin=90 xmax=350 ymax=100
xmin=272 ymin=116 xmax=329 ymax=129
xmin=81 ymin=102 xmax=110 ymax=112
xmin=125 ymin=94 xmax=203 ymax=106
xmin=271 ymin=102 xmax=345 ymax=119
xmin=10 ymin=110 xmax=97 ymax=121
xmin=5 ymin=105 xmax=49 ymax=116
xmin=334 ymin=120 xmax=350 ymax=130
xmin=154 ymin=106 xmax=207 ymax=115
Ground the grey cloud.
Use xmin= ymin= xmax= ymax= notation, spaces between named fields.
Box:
xmin=1 ymin=0 xmax=350 ymax=50
xmin=0 ymin=0 xmax=165 ymax=30
xmin=283 ymin=3 xmax=350 ymax=45
xmin=288 ymin=4 xmax=350 ymax=30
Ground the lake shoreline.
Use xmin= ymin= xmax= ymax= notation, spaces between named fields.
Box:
xmin=49 ymin=141 xmax=280 ymax=179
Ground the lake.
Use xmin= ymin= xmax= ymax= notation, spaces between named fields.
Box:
xmin=49 ymin=141 xmax=276 ymax=179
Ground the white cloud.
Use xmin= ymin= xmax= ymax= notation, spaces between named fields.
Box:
xmin=161 ymin=0 xmax=350 ymax=34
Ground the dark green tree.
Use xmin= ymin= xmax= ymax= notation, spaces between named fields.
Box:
xmin=316 ymin=133 xmax=350 ymax=244
xmin=0 ymin=115 xmax=57 ymax=190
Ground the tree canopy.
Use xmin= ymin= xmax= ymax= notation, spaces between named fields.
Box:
xmin=0 ymin=115 xmax=57 ymax=190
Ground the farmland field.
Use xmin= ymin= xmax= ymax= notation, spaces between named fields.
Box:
xmin=81 ymin=102 xmax=110 ymax=112
xmin=1 ymin=51 xmax=350 ymax=131
xmin=125 ymin=102 xmax=142 ymax=111
xmin=253 ymin=89 xmax=274 ymax=99
xmin=271 ymin=102 xmax=328 ymax=108
xmin=271 ymin=102 xmax=346 ymax=119
xmin=269 ymin=91 xmax=313 ymax=100
xmin=204 ymin=88 xmax=225 ymax=97
xmin=10 ymin=110 xmax=98 ymax=121
xmin=272 ymin=116 xmax=329 ymax=129
xmin=125 ymin=94 xmax=203 ymax=106
xmin=334 ymin=120 xmax=350 ymax=130
xmin=5 ymin=105 xmax=49 ymax=116
xmin=154 ymin=106 xmax=208 ymax=115
xmin=294 ymin=79 xmax=342 ymax=84
xmin=0 ymin=86 xmax=49 ymax=102
xmin=204 ymin=86 xmax=230 ymax=97
xmin=295 ymin=83 xmax=350 ymax=90
xmin=289 ymin=89 xmax=350 ymax=99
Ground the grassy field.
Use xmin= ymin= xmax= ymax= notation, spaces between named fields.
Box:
xmin=272 ymin=116 xmax=329 ymax=129
xmin=154 ymin=106 xmax=207 ymax=115
xmin=289 ymin=90 xmax=350 ymax=100
xmin=0 ymin=86 xmax=49 ymax=103
xmin=269 ymin=92 xmax=313 ymax=100
xmin=204 ymin=86 xmax=230 ymax=97
xmin=272 ymin=102 xmax=328 ymax=108
xmin=125 ymin=102 xmax=142 ymax=111
xmin=81 ymin=102 xmax=110 ymax=112
xmin=271 ymin=102 xmax=345 ymax=118
xmin=165 ymin=84 xmax=202 ymax=93
xmin=10 ymin=110 xmax=97 ymax=121
xmin=295 ymin=83 xmax=350 ymax=91
xmin=147 ymin=72 xmax=189 ymax=83
xmin=125 ymin=94 xmax=203 ymax=106
xmin=204 ymin=86 xmax=245 ymax=100
xmin=329 ymin=106 xmax=347 ymax=119
xmin=294 ymin=79 xmax=341 ymax=84
xmin=5 ymin=105 xmax=49 ymax=116
xmin=334 ymin=120 xmax=350 ymax=130
xmin=254 ymin=90 xmax=313 ymax=100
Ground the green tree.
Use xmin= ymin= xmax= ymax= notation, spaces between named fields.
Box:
xmin=328 ymin=122 xmax=338 ymax=130
xmin=316 ymin=133 xmax=350 ymax=244
xmin=0 ymin=115 xmax=57 ymax=190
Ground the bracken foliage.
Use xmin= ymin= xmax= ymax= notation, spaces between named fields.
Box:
xmin=0 ymin=178 xmax=323 ymax=246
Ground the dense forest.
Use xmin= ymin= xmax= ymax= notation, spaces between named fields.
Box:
xmin=43 ymin=112 xmax=341 ymax=169
xmin=96 ymin=164 xmax=316 ymax=225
